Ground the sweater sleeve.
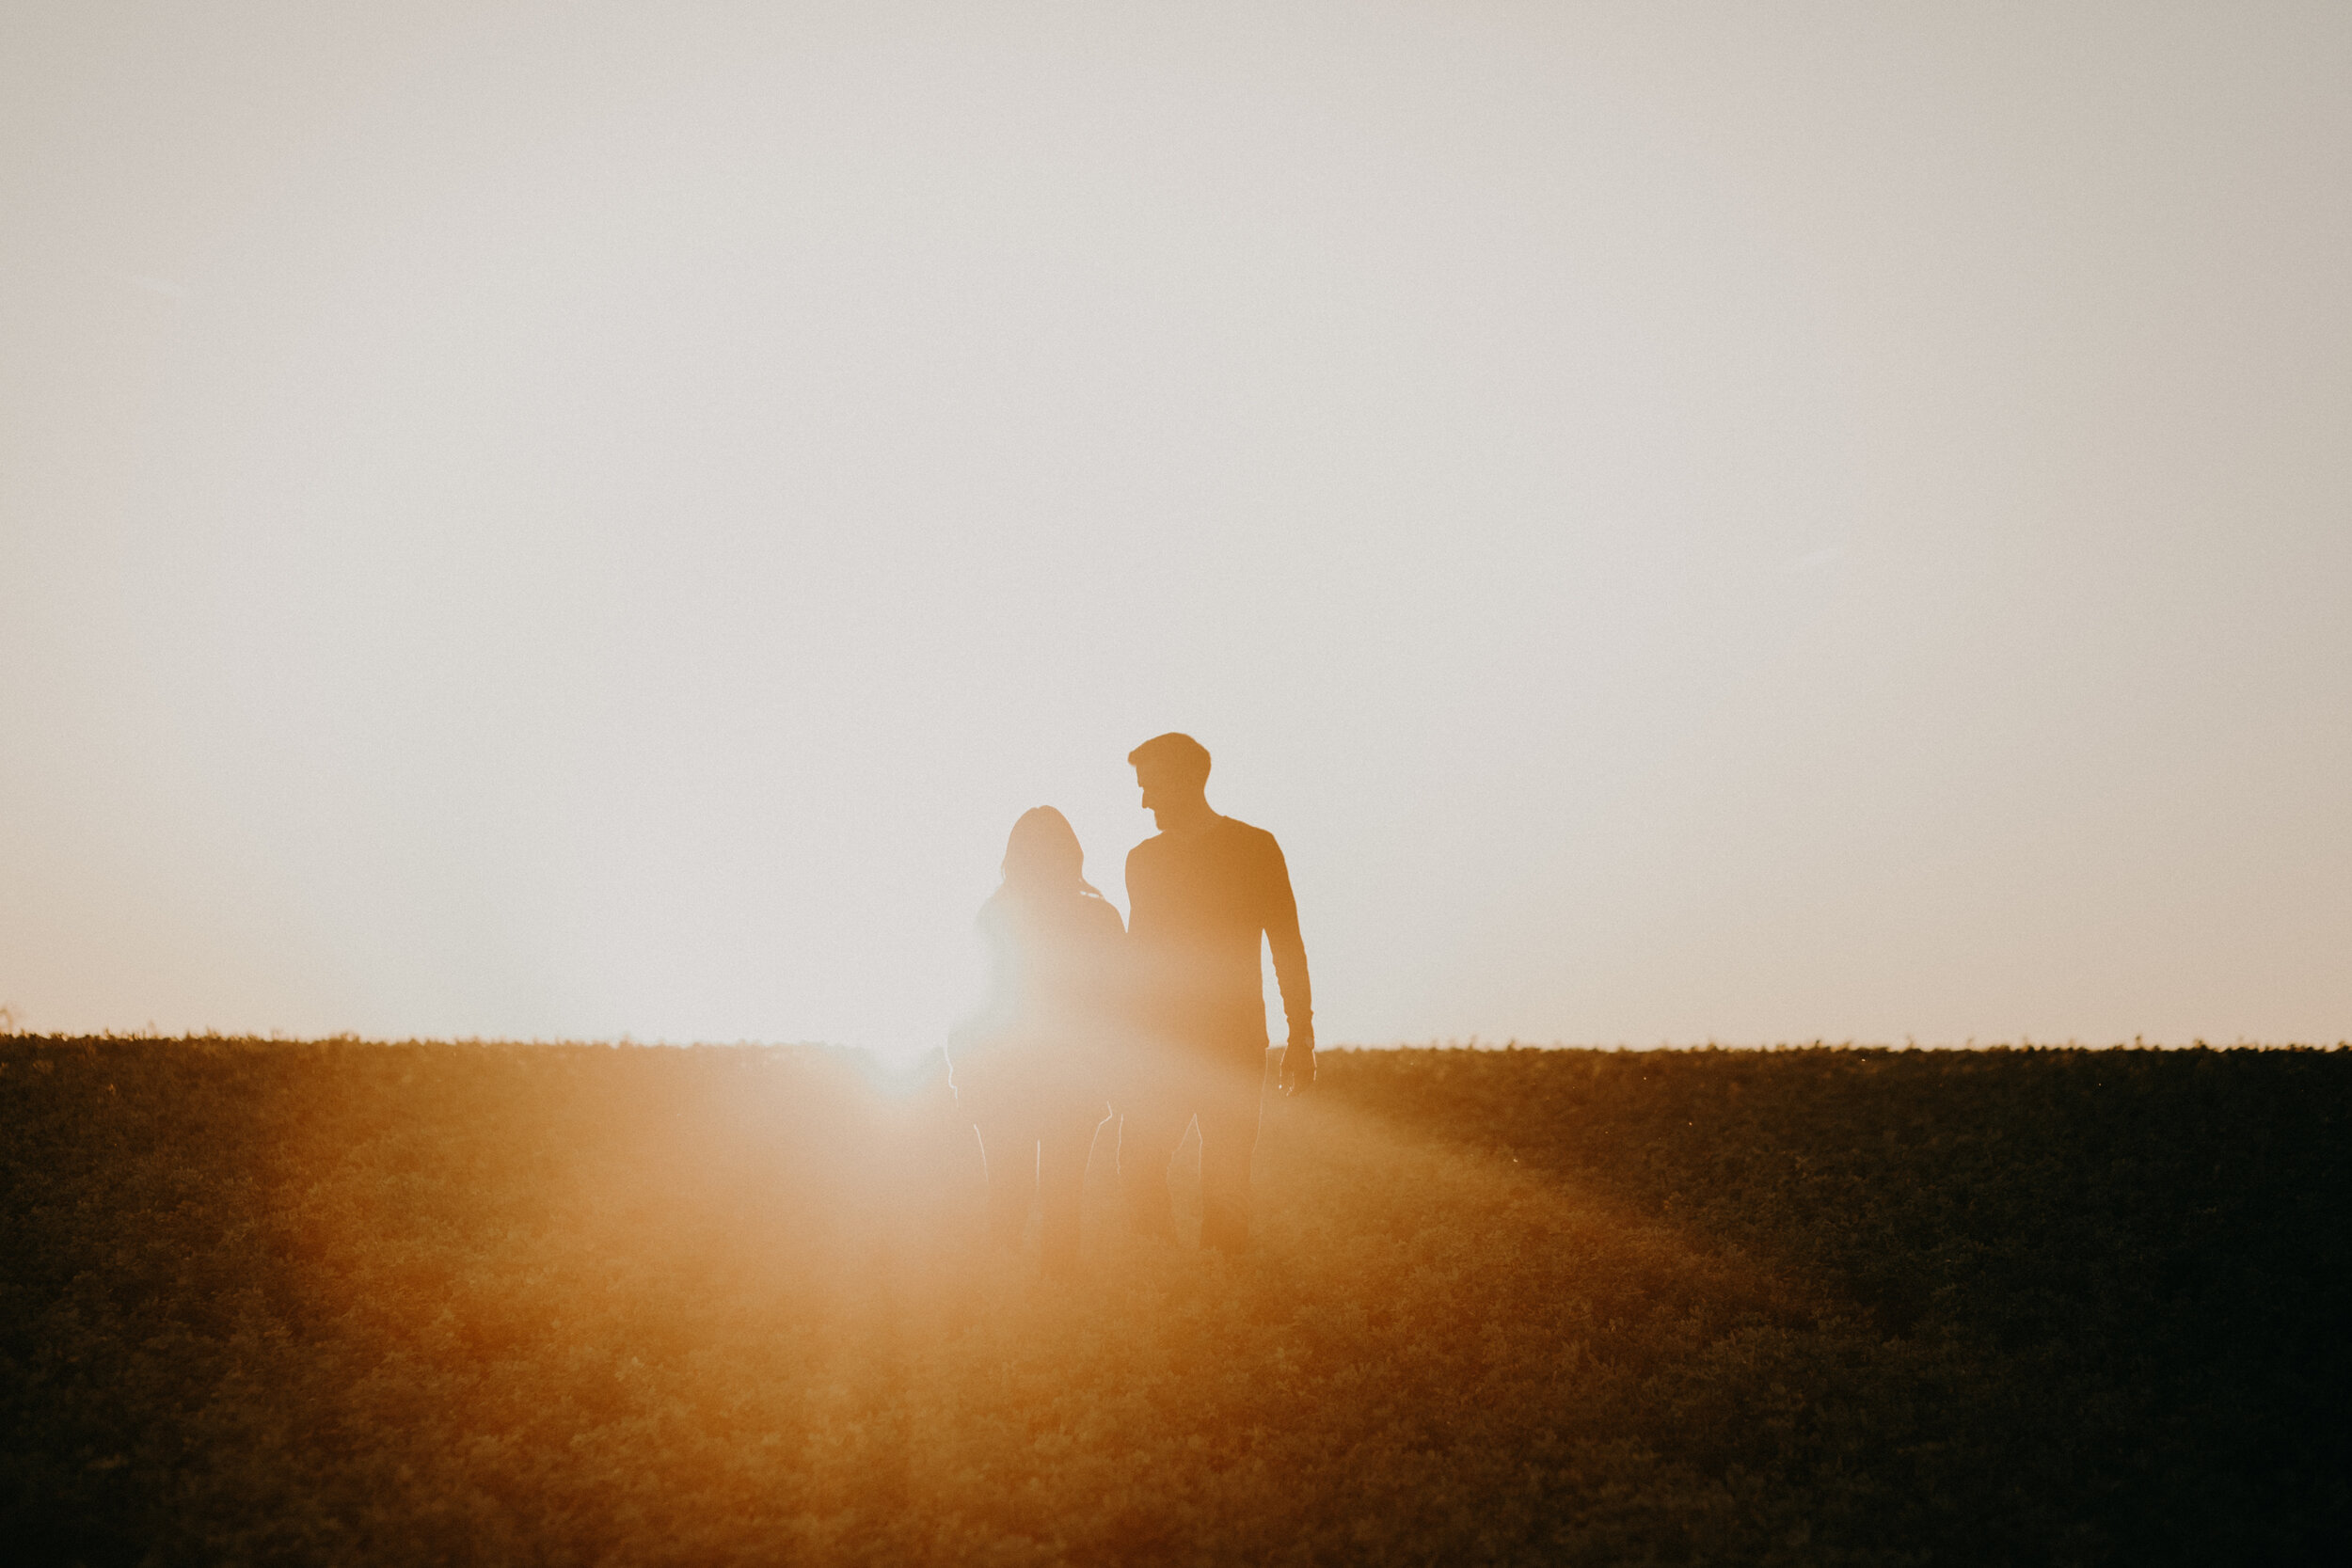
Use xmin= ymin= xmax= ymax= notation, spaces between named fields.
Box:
xmin=1260 ymin=834 xmax=1314 ymax=1046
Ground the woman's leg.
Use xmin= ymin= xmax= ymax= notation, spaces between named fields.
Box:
xmin=1036 ymin=1108 xmax=1107 ymax=1277
xmin=975 ymin=1119 xmax=1037 ymax=1252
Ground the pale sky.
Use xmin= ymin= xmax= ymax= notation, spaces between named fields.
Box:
xmin=4 ymin=1 xmax=2346 ymax=1052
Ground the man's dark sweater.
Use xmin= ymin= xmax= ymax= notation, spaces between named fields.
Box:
xmin=1124 ymin=814 xmax=1312 ymax=1059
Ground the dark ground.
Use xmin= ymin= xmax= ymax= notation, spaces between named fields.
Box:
xmin=3 ymin=1038 xmax=2345 ymax=1565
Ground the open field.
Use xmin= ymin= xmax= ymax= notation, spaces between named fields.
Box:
xmin=4 ymin=1038 xmax=2345 ymax=1566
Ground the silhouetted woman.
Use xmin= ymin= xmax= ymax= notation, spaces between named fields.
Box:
xmin=948 ymin=806 xmax=1125 ymax=1276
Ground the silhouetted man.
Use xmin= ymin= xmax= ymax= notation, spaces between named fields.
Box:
xmin=1116 ymin=733 xmax=1313 ymax=1254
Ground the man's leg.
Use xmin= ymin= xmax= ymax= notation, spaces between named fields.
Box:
xmin=1114 ymin=1060 xmax=1185 ymax=1239
xmin=1193 ymin=1053 xmax=1266 ymax=1253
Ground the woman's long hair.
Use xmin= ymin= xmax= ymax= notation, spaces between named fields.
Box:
xmin=1000 ymin=806 xmax=1103 ymax=900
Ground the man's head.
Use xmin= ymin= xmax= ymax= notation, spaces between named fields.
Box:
xmin=1128 ymin=732 xmax=1213 ymax=831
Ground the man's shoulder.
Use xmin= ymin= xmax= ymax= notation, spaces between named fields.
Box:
xmin=1213 ymin=816 xmax=1284 ymax=858
xmin=1131 ymin=816 xmax=1283 ymax=866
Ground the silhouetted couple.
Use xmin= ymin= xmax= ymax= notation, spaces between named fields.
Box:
xmin=947 ymin=734 xmax=1314 ymax=1276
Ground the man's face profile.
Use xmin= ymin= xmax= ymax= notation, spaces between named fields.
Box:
xmin=1136 ymin=764 xmax=1201 ymax=832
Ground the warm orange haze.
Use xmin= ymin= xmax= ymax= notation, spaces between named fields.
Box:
xmin=4 ymin=2 xmax=2346 ymax=1052
xmin=7 ymin=8 xmax=2352 ymax=1560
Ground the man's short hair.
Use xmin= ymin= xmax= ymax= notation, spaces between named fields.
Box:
xmin=1128 ymin=732 xmax=1212 ymax=787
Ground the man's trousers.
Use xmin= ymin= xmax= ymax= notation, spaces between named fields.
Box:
xmin=1116 ymin=1048 xmax=1267 ymax=1252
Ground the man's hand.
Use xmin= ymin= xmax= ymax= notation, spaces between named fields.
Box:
xmin=1279 ymin=1035 xmax=1316 ymax=1096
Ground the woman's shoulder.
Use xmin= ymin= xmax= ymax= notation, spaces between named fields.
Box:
xmin=979 ymin=886 xmax=1120 ymax=935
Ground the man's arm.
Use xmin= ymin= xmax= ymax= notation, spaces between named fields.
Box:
xmin=1122 ymin=842 xmax=1153 ymax=939
xmin=1261 ymin=835 xmax=1315 ymax=1092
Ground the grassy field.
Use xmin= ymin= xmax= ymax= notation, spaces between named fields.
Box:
xmin=3 ymin=1038 xmax=2344 ymax=1566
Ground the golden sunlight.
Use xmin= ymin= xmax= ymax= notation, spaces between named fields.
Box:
xmin=4 ymin=3 xmax=2347 ymax=1560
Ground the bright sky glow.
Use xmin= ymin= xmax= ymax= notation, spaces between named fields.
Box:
xmin=4 ymin=2 xmax=2347 ymax=1051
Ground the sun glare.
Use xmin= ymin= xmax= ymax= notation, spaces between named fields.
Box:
xmin=843 ymin=1041 xmax=948 ymax=1100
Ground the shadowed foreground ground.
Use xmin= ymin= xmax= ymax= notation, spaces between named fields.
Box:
xmin=3 ymin=1039 xmax=2345 ymax=1565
